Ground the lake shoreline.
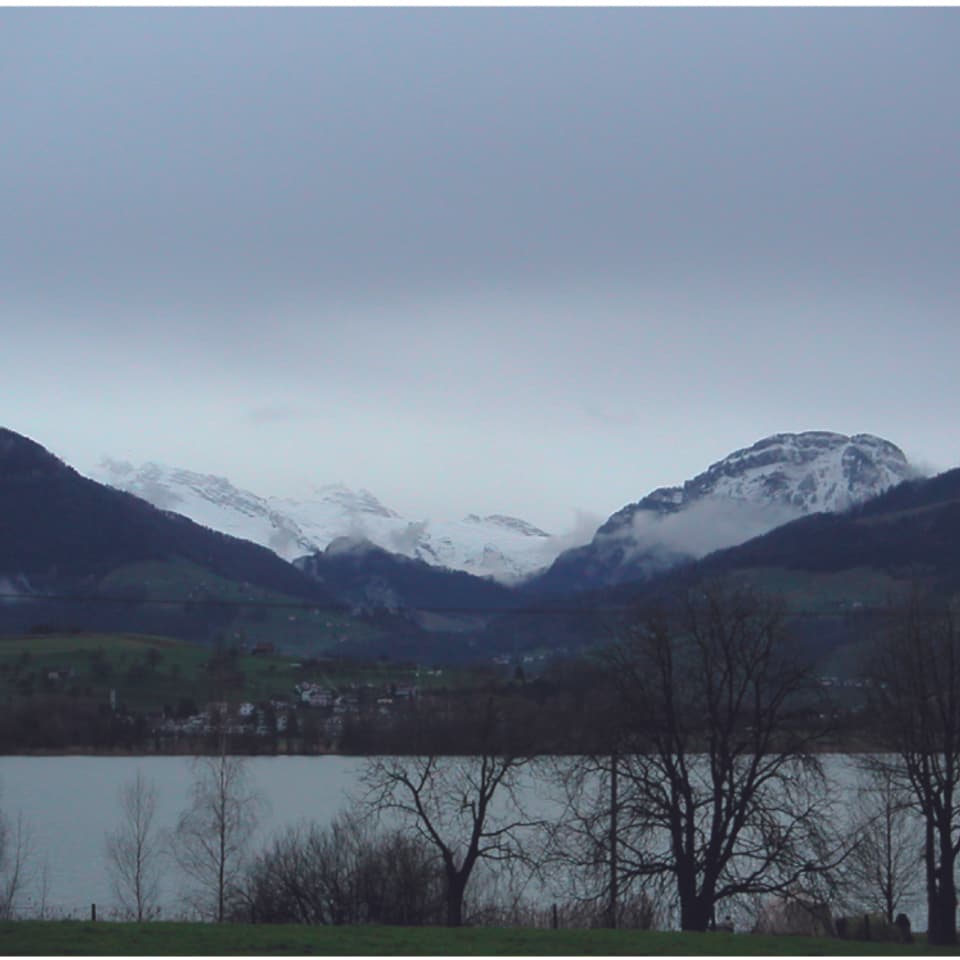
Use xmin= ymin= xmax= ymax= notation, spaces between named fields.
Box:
xmin=0 ymin=740 xmax=887 ymax=758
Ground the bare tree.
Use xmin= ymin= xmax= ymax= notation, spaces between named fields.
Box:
xmin=599 ymin=584 xmax=840 ymax=931
xmin=871 ymin=591 xmax=960 ymax=946
xmin=842 ymin=763 xmax=924 ymax=923
xmin=172 ymin=751 xmax=263 ymax=922
xmin=544 ymin=749 xmax=669 ymax=929
xmin=360 ymin=697 xmax=543 ymax=926
xmin=35 ymin=856 xmax=52 ymax=921
xmin=0 ymin=808 xmax=37 ymax=920
xmin=104 ymin=770 xmax=164 ymax=921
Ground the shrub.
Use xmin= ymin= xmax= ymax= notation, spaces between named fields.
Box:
xmin=243 ymin=811 xmax=444 ymax=926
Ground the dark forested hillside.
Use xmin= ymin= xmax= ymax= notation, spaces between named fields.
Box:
xmin=0 ymin=429 xmax=364 ymax=648
xmin=295 ymin=538 xmax=521 ymax=614
xmin=698 ymin=475 xmax=960 ymax=583
xmin=0 ymin=428 xmax=333 ymax=599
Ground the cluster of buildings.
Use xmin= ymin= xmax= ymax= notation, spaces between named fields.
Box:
xmin=150 ymin=677 xmax=420 ymax=742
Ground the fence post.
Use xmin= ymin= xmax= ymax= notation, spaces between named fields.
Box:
xmin=91 ymin=903 xmax=96 ymax=922
xmin=552 ymin=903 xmax=559 ymax=929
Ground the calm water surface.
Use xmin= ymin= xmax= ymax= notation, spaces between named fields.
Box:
xmin=0 ymin=755 xmax=365 ymax=917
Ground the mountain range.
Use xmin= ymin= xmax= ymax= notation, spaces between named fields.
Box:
xmin=2 ymin=425 xmax=951 ymax=668
xmin=91 ymin=459 xmax=556 ymax=582
xmin=91 ymin=432 xmax=915 ymax=595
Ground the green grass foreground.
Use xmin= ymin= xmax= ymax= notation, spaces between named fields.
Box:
xmin=0 ymin=922 xmax=943 ymax=956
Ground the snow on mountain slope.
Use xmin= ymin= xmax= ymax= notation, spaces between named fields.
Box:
xmin=533 ymin=432 xmax=918 ymax=593
xmin=604 ymin=431 xmax=915 ymax=555
xmin=92 ymin=459 xmax=317 ymax=559
xmin=623 ymin=432 xmax=911 ymax=521
xmin=90 ymin=460 xmax=556 ymax=581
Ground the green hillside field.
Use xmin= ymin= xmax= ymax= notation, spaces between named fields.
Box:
xmin=0 ymin=922 xmax=942 ymax=956
xmin=0 ymin=630 xmax=486 ymax=721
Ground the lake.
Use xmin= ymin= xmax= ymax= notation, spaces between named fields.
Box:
xmin=0 ymin=755 xmax=366 ymax=919
xmin=0 ymin=754 xmax=927 ymax=930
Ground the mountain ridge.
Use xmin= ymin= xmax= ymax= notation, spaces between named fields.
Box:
xmin=91 ymin=458 xmax=560 ymax=581
xmin=527 ymin=431 xmax=917 ymax=594
xmin=0 ymin=428 xmax=357 ymax=647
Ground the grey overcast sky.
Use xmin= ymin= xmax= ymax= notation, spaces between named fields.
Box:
xmin=3 ymin=8 xmax=959 ymax=532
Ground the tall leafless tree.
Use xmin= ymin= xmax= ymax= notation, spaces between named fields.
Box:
xmin=871 ymin=591 xmax=960 ymax=946
xmin=598 ymin=584 xmax=839 ymax=931
xmin=172 ymin=748 xmax=263 ymax=922
xmin=842 ymin=763 xmax=924 ymax=924
xmin=104 ymin=770 xmax=164 ymax=921
xmin=541 ymin=676 xmax=650 ymax=929
xmin=360 ymin=697 xmax=543 ymax=926
xmin=0 ymin=807 xmax=36 ymax=920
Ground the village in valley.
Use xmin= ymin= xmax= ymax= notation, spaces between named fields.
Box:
xmin=0 ymin=630 xmax=566 ymax=753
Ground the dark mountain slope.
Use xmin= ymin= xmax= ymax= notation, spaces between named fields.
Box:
xmin=698 ymin=468 xmax=960 ymax=580
xmin=295 ymin=538 xmax=520 ymax=615
xmin=0 ymin=429 xmax=507 ymax=661
xmin=0 ymin=428 xmax=335 ymax=601
xmin=482 ymin=467 xmax=960 ymax=668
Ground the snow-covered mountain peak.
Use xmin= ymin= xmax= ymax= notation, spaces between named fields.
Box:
xmin=90 ymin=458 xmax=559 ymax=581
xmin=295 ymin=483 xmax=400 ymax=520
xmin=90 ymin=458 xmax=315 ymax=557
xmin=602 ymin=432 xmax=913 ymax=536
xmin=464 ymin=514 xmax=551 ymax=538
xmin=679 ymin=431 xmax=912 ymax=514
xmin=537 ymin=431 xmax=918 ymax=594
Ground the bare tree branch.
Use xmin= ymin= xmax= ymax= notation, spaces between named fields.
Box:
xmin=360 ymin=696 xmax=543 ymax=926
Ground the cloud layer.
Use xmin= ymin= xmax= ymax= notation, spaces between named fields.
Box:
xmin=2 ymin=9 xmax=959 ymax=528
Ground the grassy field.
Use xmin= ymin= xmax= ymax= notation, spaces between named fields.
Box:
xmin=0 ymin=921 xmax=941 ymax=956
xmin=0 ymin=629 xmax=491 ymax=719
xmin=0 ymin=631 xmax=297 ymax=713
xmin=98 ymin=559 xmax=380 ymax=657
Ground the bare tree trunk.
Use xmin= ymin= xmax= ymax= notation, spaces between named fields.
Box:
xmin=359 ymin=701 xmax=543 ymax=930
xmin=925 ymin=816 xmax=936 ymax=942
xmin=873 ymin=592 xmax=960 ymax=948
xmin=0 ymin=811 xmax=36 ymax=921
xmin=931 ymin=833 xmax=957 ymax=946
xmin=446 ymin=872 xmax=467 ymax=927
xmin=679 ymin=893 xmax=712 ymax=932
xmin=218 ymin=794 xmax=227 ymax=923
xmin=608 ymin=750 xmax=618 ymax=930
